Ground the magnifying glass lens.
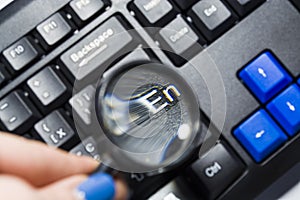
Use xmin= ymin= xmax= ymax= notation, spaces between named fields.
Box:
xmin=96 ymin=62 xmax=201 ymax=173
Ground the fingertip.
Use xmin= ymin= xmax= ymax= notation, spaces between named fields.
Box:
xmin=114 ymin=179 xmax=128 ymax=200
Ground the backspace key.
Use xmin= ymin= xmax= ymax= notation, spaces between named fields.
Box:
xmin=60 ymin=16 xmax=136 ymax=84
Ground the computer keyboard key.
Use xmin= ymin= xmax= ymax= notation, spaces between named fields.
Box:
xmin=0 ymin=65 xmax=10 ymax=87
xmin=157 ymin=15 xmax=203 ymax=65
xmin=36 ymin=13 xmax=72 ymax=47
xmin=189 ymin=0 xmax=237 ymax=42
xmin=27 ymin=67 xmax=70 ymax=112
xmin=70 ymin=0 xmax=105 ymax=22
xmin=69 ymin=85 xmax=95 ymax=125
xmin=0 ymin=91 xmax=41 ymax=133
xmin=187 ymin=143 xmax=244 ymax=200
xmin=2 ymin=37 xmax=40 ymax=71
xmin=34 ymin=110 xmax=75 ymax=148
xmin=133 ymin=0 xmax=176 ymax=26
xmin=239 ymin=52 xmax=292 ymax=103
xmin=60 ymin=16 xmax=134 ymax=82
xmin=267 ymin=84 xmax=300 ymax=137
xmin=234 ymin=109 xmax=288 ymax=163
xmin=290 ymin=0 xmax=300 ymax=11
xmin=172 ymin=0 xmax=198 ymax=10
xmin=70 ymin=136 xmax=100 ymax=161
xmin=226 ymin=0 xmax=265 ymax=17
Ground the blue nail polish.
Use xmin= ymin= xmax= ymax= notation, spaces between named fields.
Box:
xmin=76 ymin=173 xmax=115 ymax=200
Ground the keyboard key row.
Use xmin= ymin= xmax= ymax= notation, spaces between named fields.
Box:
xmin=235 ymin=51 xmax=300 ymax=163
xmin=0 ymin=0 xmax=108 ymax=86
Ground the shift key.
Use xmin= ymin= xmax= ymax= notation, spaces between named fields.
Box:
xmin=61 ymin=17 xmax=134 ymax=82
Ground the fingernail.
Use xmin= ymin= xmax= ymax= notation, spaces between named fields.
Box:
xmin=75 ymin=173 xmax=115 ymax=200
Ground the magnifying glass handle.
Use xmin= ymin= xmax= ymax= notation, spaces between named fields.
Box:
xmin=91 ymin=164 xmax=132 ymax=199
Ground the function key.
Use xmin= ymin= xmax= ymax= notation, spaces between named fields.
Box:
xmin=239 ymin=52 xmax=292 ymax=103
xmin=0 ymin=64 xmax=10 ymax=87
xmin=27 ymin=67 xmax=70 ymax=113
xmin=132 ymin=0 xmax=176 ymax=26
xmin=36 ymin=13 xmax=72 ymax=48
xmin=234 ymin=110 xmax=287 ymax=163
xmin=186 ymin=143 xmax=244 ymax=199
xmin=267 ymin=84 xmax=300 ymax=137
xmin=2 ymin=37 xmax=40 ymax=72
xmin=189 ymin=0 xmax=237 ymax=42
xmin=34 ymin=110 xmax=76 ymax=149
xmin=156 ymin=15 xmax=204 ymax=66
xmin=226 ymin=0 xmax=265 ymax=17
xmin=70 ymin=0 xmax=105 ymax=23
xmin=0 ymin=91 xmax=41 ymax=133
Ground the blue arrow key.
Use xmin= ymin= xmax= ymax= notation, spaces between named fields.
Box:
xmin=267 ymin=84 xmax=300 ymax=136
xmin=234 ymin=109 xmax=287 ymax=162
xmin=239 ymin=52 xmax=292 ymax=103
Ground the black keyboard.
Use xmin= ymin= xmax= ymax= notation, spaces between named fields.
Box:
xmin=0 ymin=0 xmax=300 ymax=199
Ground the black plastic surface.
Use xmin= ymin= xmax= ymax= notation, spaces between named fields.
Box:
xmin=0 ymin=0 xmax=299 ymax=199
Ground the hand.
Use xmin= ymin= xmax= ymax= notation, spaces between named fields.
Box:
xmin=0 ymin=132 xmax=127 ymax=200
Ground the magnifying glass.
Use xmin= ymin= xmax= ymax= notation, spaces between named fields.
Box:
xmin=87 ymin=61 xmax=201 ymax=175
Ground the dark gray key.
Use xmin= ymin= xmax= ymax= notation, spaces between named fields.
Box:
xmin=36 ymin=13 xmax=72 ymax=46
xmin=0 ymin=91 xmax=40 ymax=133
xmin=189 ymin=0 xmax=236 ymax=41
xmin=34 ymin=110 xmax=75 ymax=147
xmin=226 ymin=0 xmax=265 ymax=17
xmin=2 ymin=37 xmax=39 ymax=71
xmin=290 ymin=0 xmax=300 ymax=11
xmin=70 ymin=136 xmax=100 ymax=161
xmin=70 ymin=0 xmax=104 ymax=21
xmin=69 ymin=85 xmax=95 ymax=125
xmin=0 ymin=65 xmax=10 ymax=87
xmin=27 ymin=67 xmax=69 ymax=111
xmin=133 ymin=0 xmax=175 ymax=25
xmin=60 ymin=17 xmax=133 ymax=82
xmin=157 ymin=15 xmax=202 ymax=65
xmin=186 ymin=143 xmax=244 ymax=199
xmin=172 ymin=0 xmax=198 ymax=10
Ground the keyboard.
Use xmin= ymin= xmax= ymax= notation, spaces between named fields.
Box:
xmin=0 ymin=0 xmax=300 ymax=199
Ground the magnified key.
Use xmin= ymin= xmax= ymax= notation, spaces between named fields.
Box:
xmin=76 ymin=62 xmax=201 ymax=174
